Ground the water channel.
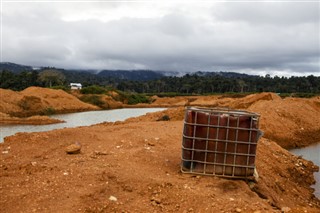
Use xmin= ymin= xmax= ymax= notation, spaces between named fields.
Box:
xmin=0 ymin=108 xmax=166 ymax=143
xmin=0 ymin=108 xmax=319 ymax=198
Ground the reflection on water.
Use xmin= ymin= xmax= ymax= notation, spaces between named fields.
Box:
xmin=0 ymin=108 xmax=166 ymax=142
xmin=290 ymin=143 xmax=320 ymax=198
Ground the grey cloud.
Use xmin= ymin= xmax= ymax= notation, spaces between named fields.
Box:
xmin=213 ymin=2 xmax=319 ymax=25
xmin=158 ymin=13 xmax=196 ymax=37
xmin=2 ymin=2 xmax=319 ymax=76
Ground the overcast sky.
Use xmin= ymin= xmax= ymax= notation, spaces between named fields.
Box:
xmin=1 ymin=1 xmax=319 ymax=76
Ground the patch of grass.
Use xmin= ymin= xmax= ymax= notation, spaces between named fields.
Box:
xmin=113 ymin=91 xmax=151 ymax=105
xmin=79 ymin=95 xmax=105 ymax=107
xmin=80 ymin=85 xmax=107 ymax=94
xmin=127 ymin=94 xmax=151 ymax=105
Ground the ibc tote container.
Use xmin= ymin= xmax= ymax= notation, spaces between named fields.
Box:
xmin=181 ymin=107 xmax=263 ymax=179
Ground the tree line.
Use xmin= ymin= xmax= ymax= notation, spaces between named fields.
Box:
xmin=1 ymin=69 xmax=319 ymax=95
xmin=116 ymin=73 xmax=320 ymax=95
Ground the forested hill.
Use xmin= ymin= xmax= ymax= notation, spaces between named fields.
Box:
xmin=0 ymin=62 xmax=33 ymax=73
xmin=97 ymin=70 xmax=164 ymax=81
xmin=193 ymin=71 xmax=255 ymax=78
xmin=1 ymin=62 xmax=320 ymax=94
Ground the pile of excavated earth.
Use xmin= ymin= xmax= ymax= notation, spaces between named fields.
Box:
xmin=0 ymin=87 xmax=98 ymax=124
xmin=0 ymin=87 xmax=320 ymax=213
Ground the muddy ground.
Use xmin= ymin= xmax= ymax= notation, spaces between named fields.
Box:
xmin=0 ymin=87 xmax=320 ymax=212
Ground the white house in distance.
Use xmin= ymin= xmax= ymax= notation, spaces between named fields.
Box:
xmin=70 ymin=83 xmax=82 ymax=90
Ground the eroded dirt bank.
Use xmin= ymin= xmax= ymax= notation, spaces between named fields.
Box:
xmin=0 ymin=112 xmax=64 ymax=125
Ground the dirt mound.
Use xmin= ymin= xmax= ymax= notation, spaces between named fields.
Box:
xmin=1 ymin=120 xmax=319 ymax=213
xmin=229 ymin=92 xmax=282 ymax=109
xmin=0 ymin=87 xmax=99 ymax=118
xmin=249 ymin=97 xmax=320 ymax=148
xmin=0 ymin=112 xmax=64 ymax=125
xmin=146 ymin=93 xmax=281 ymax=109
xmin=20 ymin=87 xmax=99 ymax=113
xmin=128 ymin=94 xmax=320 ymax=149
xmin=100 ymin=95 xmax=123 ymax=109
xmin=187 ymin=95 xmax=222 ymax=106
xmin=150 ymin=96 xmax=190 ymax=106
xmin=0 ymin=89 xmax=24 ymax=115
xmin=255 ymin=138 xmax=319 ymax=210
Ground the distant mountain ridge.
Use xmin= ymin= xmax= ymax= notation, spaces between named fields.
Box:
xmin=0 ymin=62 xmax=254 ymax=81
xmin=97 ymin=70 xmax=165 ymax=81
xmin=0 ymin=62 xmax=33 ymax=73
xmin=1 ymin=62 xmax=319 ymax=95
xmin=193 ymin=71 xmax=256 ymax=78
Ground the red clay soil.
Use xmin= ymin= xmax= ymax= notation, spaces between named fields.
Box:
xmin=0 ymin=112 xmax=64 ymax=125
xmin=248 ymin=97 xmax=320 ymax=149
xmin=0 ymin=87 xmax=98 ymax=118
xmin=131 ymin=93 xmax=320 ymax=149
xmin=0 ymin=89 xmax=320 ymax=213
xmin=0 ymin=118 xmax=319 ymax=213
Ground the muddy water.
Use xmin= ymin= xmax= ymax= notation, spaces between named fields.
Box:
xmin=290 ymin=143 xmax=320 ymax=198
xmin=0 ymin=108 xmax=166 ymax=143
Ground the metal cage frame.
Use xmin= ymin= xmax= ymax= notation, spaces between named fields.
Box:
xmin=181 ymin=107 xmax=263 ymax=179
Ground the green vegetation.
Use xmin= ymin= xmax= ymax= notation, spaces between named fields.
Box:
xmin=80 ymin=85 xmax=107 ymax=94
xmin=114 ymin=91 xmax=151 ymax=105
xmin=38 ymin=69 xmax=66 ymax=87
xmin=126 ymin=94 xmax=151 ymax=105
xmin=0 ymin=70 xmax=40 ymax=90
xmin=1 ymin=68 xmax=319 ymax=98
xmin=79 ymin=95 xmax=105 ymax=108
xmin=120 ymin=74 xmax=320 ymax=95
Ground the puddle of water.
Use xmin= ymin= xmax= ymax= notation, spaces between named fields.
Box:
xmin=0 ymin=108 xmax=166 ymax=142
xmin=290 ymin=143 xmax=320 ymax=198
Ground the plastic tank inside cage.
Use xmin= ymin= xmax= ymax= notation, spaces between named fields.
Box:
xmin=181 ymin=107 xmax=263 ymax=179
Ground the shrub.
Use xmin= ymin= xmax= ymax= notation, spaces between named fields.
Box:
xmin=157 ymin=115 xmax=170 ymax=121
xmin=80 ymin=85 xmax=106 ymax=94
xmin=127 ymin=94 xmax=151 ymax=105
xmin=112 ymin=91 xmax=151 ymax=105
xmin=79 ymin=95 xmax=105 ymax=107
